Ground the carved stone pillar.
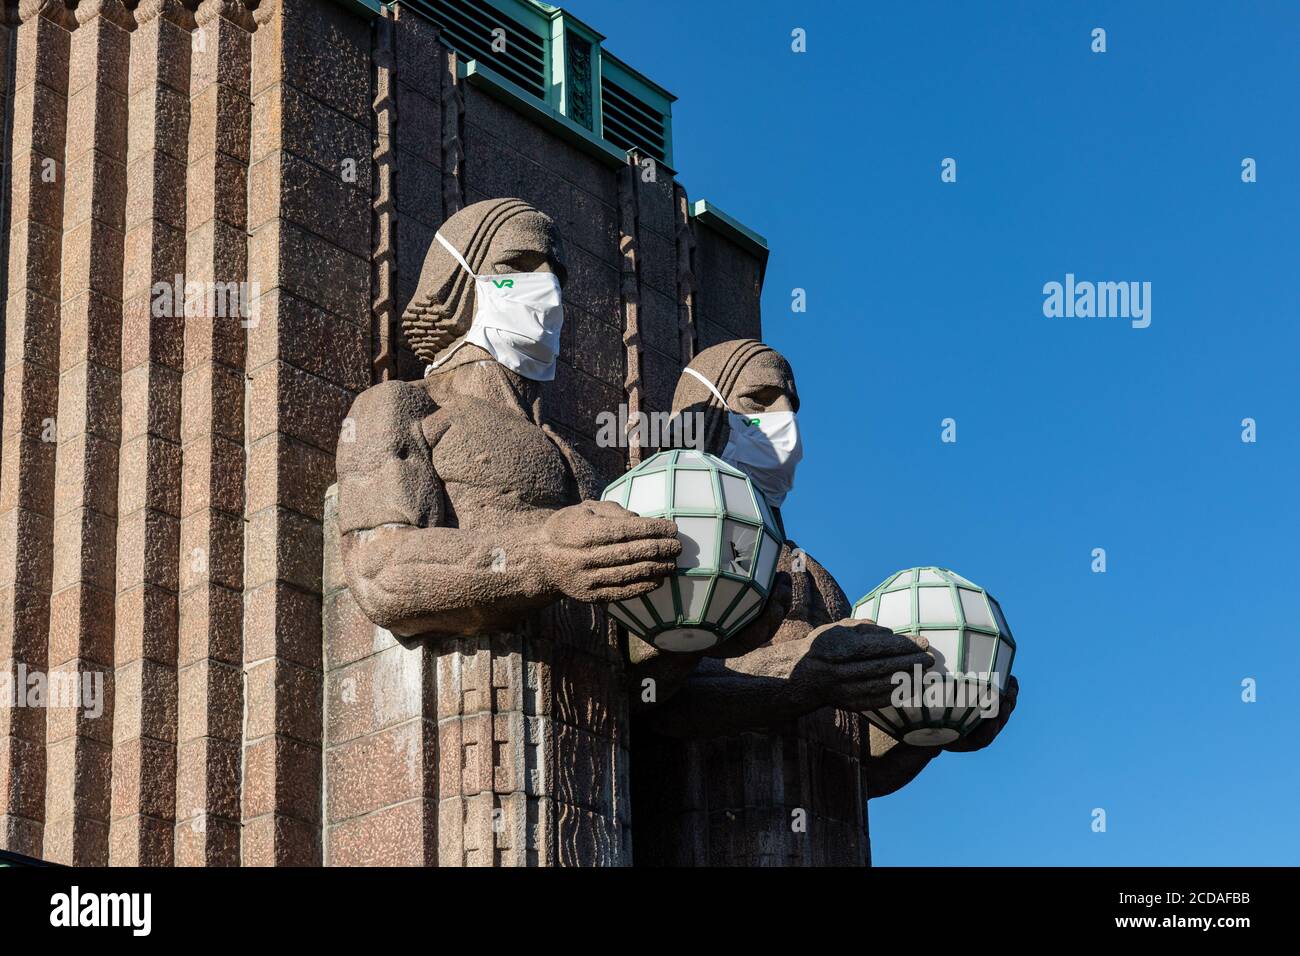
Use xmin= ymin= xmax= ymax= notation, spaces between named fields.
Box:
xmin=0 ymin=0 xmax=74 ymax=861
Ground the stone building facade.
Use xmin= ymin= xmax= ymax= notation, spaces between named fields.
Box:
xmin=0 ymin=0 xmax=773 ymax=864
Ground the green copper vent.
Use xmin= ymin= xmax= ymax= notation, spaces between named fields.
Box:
xmin=424 ymin=0 xmax=548 ymax=99
xmin=599 ymin=53 xmax=673 ymax=164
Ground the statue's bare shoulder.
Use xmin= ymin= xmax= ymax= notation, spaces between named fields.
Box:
xmin=336 ymin=379 xmax=443 ymax=535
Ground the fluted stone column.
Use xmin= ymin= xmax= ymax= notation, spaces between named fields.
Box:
xmin=109 ymin=0 xmax=192 ymax=866
xmin=0 ymin=0 xmax=73 ymax=860
xmin=42 ymin=0 xmax=131 ymax=866
xmin=174 ymin=0 xmax=255 ymax=866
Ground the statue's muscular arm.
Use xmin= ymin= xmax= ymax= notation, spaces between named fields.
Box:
xmin=337 ymin=381 xmax=680 ymax=638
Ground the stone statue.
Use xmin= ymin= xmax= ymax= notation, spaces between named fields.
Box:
xmin=629 ymin=339 xmax=1019 ymax=865
xmin=335 ymin=198 xmax=679 ymax=864
xmin=337 ymin=198 xmax=680 ymax=635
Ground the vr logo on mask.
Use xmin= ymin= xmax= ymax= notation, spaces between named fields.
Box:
xmin=682 ymin=367 xmax=803 ymax=508
xmin=427 ymin=232 xmax=564 ymax=381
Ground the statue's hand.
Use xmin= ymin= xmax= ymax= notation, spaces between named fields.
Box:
xmin=792 ymin=619 xmax=935 ymax=714
xmin=942 ymin=675 xmax=1018 ymax=752
xmin=541 ymin=501 xmax=682 ymax=603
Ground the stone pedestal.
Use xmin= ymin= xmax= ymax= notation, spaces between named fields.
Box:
xmin=322 ymin=486 xmax=631 ymax=866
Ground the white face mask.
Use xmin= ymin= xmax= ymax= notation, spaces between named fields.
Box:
xmin=683 ymin=366 xmax=803 ymax=507
xmin=427 ymin=231 xmax=564 ymax=381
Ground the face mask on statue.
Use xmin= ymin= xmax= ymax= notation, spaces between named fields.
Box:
xmin=427 ymin=231 xmax=564 ymax=381
xmin=683 ymin=366 xmax=803 ymax=507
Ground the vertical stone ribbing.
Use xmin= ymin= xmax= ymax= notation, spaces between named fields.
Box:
xmin=109 ymin=0 xmax=191 ymax=866
xmin=617 ymin=153 xmax=642 ymax=466
xmin=0 ymin=0 xmax=72 ymax=860
xmin=370 ymin=4 xmax=395 ymax=383
xmin=439 ymin=43 xmax=463 ymax=220
xmin=672 ymin=182 xmax=696 ymax=367
xmin=0 ymin=14 xmax=11 ymax=386
xmin=243 ymin=0 xmax=368 ymax=866
xmin=175 ymin=0 xmax=253 ymax=866
xmin=42 ymin=0 xmax=130 ymax=867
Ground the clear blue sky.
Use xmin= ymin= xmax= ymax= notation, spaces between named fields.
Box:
xmin=572 ymin=0 xmax=1300 ymax=864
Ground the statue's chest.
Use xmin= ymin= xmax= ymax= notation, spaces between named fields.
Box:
xmin=428 ymin=398 xmax=576 ymax=519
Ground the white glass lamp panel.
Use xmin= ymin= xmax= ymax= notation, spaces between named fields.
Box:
xmin=655 ymin=628 xmax=717 ymax=653
xmin=917 ymin=569 xmax=943 ymax=583
xmin=602 ymin=481 xmax=629 ymax=508
xmin=720 ymin=587 xmax=762 ymax=631
xmin=917 ymin=629 xmax=959 ymax=676
xmin=647 ymin=580 xmax=677 ymax=625
xmin=875 ymin=588 xmax=912 ymax=631
xmin=754 ymin=534 xmax=780 ymax=590
xmin=876 ymin=707 xmax=903 ymax=731
xmin=613 ymin=600 xmax=651 ymax=633
xmin=918 ymin=586 xmax=958 ymax=624
xmin=722 ymin=520 xmax=759 ymax=576
xmin=705 ymin=577 xmax=743 ymax=624
xmin=988 ymin=597 xmax=1011 ymax=638
xmin=853 ymin=597 xmax=876 ymax=621
xmin=900 ymin=707 xmax=926 ymax=725
xmin=719 ymin=473 xmax=758 ymax=520
xmin=958 ymin=588 xmax=995 ymax=629
xmin=606 ymin=603 xmax=642 ymax=635
xmin=993 ymin=640 xmax=1014 ymax=690
xmin=963 ymin=631 xmax=997 ymax=679
xmin=677 ymin=576 xmax=712 ymax=623
xmin=677 ymin=450 xmax=705 ymax=465
xmin=925 ymin=702 xmax=952 ymax=724
xmin=673 ymin=468 xmax=715 ymax=510
xmin=891 ymin=569 xmax=915 ymax=587
xmin=962 ymin=708 xmax=985 ymax=730
xmin=626 ymin=471 xmax=667 ymax=516
xmin=727 ymin=601 xmax=763 ymax=635
xmin=754 ymin=488 xmax=776 ymax=531
xmin=708 ymin=453 xmax=740 ymax=474
xmin=674 ymin=517 xmax=718 ymax=570
xmin=947 ymin=706 xmax=976 ymax=728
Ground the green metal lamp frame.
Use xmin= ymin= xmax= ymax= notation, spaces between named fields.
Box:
xmin=853 ymin=567 xmax=1017 ymax=744
xmin=601 ymin=450 xmax=783 ymax=649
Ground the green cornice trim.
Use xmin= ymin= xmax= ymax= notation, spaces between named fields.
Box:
xmin=459 ymin=58 xmax=630 ymax=169
xmin=335 ymin=0 xmax=383 ymax=15
xmin=690 ymin=199 xmax=769 ymax=264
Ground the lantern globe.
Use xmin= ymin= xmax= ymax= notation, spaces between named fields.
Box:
xmin=600 ymin=450 xmax=783 ymax=652
xmin=852 ymin=567 xmax=1016 ymax=746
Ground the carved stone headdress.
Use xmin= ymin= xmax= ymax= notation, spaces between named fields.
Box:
xmin=669 ymin=339 xmax=795 ymax=456
xmin=401 ymin=198 xmax=564 ymax=365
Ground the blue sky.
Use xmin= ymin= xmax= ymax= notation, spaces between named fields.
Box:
xmin=574 ymin=0 xmax=1300 ymax=864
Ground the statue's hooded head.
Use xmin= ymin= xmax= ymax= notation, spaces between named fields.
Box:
xmin=670 ymin=339 xmax=800 ymax=458
xmin=401 ymin=198 xmax=567 ymax=366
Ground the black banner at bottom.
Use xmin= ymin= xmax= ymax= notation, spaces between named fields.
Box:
xmin=0 ymin=866 xmax=1289 ymax=942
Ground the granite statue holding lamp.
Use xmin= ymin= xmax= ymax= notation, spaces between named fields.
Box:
xmin=335 ymin=206 xmax=1018 ymax=865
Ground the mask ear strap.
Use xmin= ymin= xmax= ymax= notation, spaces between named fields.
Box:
xmin=435 ymin=232 xmax=478 ymax=278
xmin=426 ymin=334 xmax=474 ymax=373
xmin=426 ymin=232 xmax=481 ymax=375
xmin=683 ymin=366 xmax=740 ymax=416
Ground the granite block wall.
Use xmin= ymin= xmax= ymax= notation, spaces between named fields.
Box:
xmin=0 ymin=0 xmax=768 ymax=865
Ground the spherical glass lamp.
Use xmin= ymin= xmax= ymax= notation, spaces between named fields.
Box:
xmin=852 ymin=567 xmax=1016 ymax=746
xmin=600 ymin=449 xmax=783 ymax=653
